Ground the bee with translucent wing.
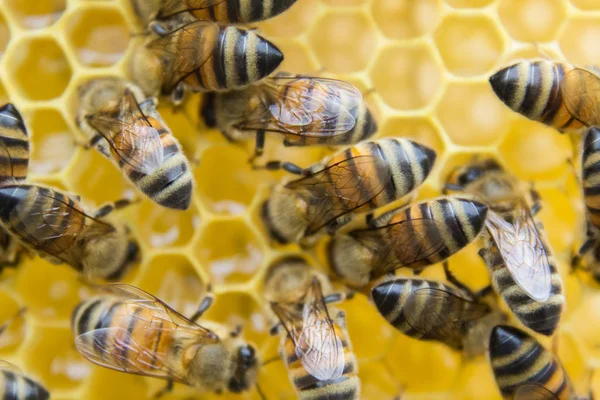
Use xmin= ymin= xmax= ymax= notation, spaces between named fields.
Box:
xmin=0 ymin=103 xmax=138 ymax=280
xmin=445 ymin=158 xmax=564 ymax=335
xmin=72 ymin=283 xmax=260 ymax=396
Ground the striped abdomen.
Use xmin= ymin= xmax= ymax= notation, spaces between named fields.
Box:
xmin=72 ymin=296 xmax=177 ymax=375
xmin=0 ymin=104 xmax=29 ymax=183
xmin=190 ymin=0 xmax=298 ymax=23
xmin=482 ymin=233 xmax=564 ymax=336
xmin=183 ymin=26 xmax=282 ymax=92
xmin=582 ymin=127 xmax=600 ymax=230
xmin=0 ymin=368 xmax=49 ymax=400
xmin=489 ymin=325 xmax=573 ymax=399
xmin=489 ymin=60 xmax=584 ymax=133
xmin=281 ymin=324 xmax=359 ymax=400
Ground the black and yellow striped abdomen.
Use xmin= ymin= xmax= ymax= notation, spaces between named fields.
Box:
xmin=191 ymin=0 xmax=298 ymax=23
xmin=489 ymin=60 xmax=584 ymax=133
xmin=0 ymin=104 xmax=29 ymax=183
xmin=481 ymin=234 xmax=564 ymax=336
xmin=183 ymin=26 xmax=282 ymax=92
xmin=582 ymin=127 xmax=600 ymax=230
xmin=0 ymin=367 xmax=49 ymax=400
xmin=489 ymin=325 xmax=573 ymax=399
xmin=280 ymin=324 xmax=359 ymax=400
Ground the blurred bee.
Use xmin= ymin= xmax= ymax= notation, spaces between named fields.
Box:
xmin=261 ymin=138 xmax=437 ymax=244
xmin=77 ymin=77 xmax=193 ymax=210
xmin=0 ymin=103 xmax=138 ymax=280
xmin=489 ymin=325 xmax=575 ymax=399
xmin=131 ymin=0 xmax=298 ymax=25
xmin=489 ymin=60 xmax=586 ymax=133
xmin=265 ymin=257 xmax=359 ymax=400
xmin=72 ymin=283 xmax=259 ymax=396
xmin=130 ymin=18 xmax=283 ymax=104
xmin=371 ymin=277 xmax=491 ymax=351
xmin=201 ymin=74 xmax=377 ymax=161
xmin=328 ymin=197 xmax=489 ymax=289
xmin=445 ymin=158 xmax=564 ymax=336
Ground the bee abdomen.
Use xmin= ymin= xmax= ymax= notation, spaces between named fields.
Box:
xmin=0 ymin=369 xmax=50 ymax=400
xmin=489 ymin=325 xmax=572 ymax=398
xmin=489 ymin=60 xmax=583 ymax=133
xmin=485 ymin=247 xmax=564 ymax=336
xmin=193 ymin=0 xmax=298 ymax=23
xmin=298 ymin=376 xmax=360 ymax=400
xmin=0 ymin=104 xmax=29 ymax=183
xmin=582 ymin=127 xmax=600 ymax=230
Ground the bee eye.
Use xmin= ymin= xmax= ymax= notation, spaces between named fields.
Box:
xmin=238 ymin=345 xmax=256 ymax=365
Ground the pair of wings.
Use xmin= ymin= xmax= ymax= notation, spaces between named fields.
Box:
xmin=74 ymin=283 xmax=219 ymax=385
xmin=157 ymin=0 xmax=225 ymax=19
xmin=485 ymin=202 xmax=552 ymax=302
xmin=286 ymin=154 xmax=391 ymax=235
xmin=86 ymin=89 xmax=165 ymax=175
xmin=401 ymin=286 xmax=489 ymax=346
xmin=271 ymin=278 xmax=345 ymax=381
xmin=513 ymin=383 xmax=564 ymax=399
xmin=562 ymin=67 xmax=600 ymax=128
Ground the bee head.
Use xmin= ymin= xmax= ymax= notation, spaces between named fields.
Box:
xmin=227 ymin=344 xmax=258 ymax=393
xmin=450 ymin=158 xmax=503 ymax=188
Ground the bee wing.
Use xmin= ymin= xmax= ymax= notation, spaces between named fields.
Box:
xmin=0 ymin=360 xmax=23 ymax=375
xmin=284 ymin=154 xmax=392 ymax=235
xmin=0 ymin=104 xmax=29 ymax=183
xmin=147 ymin=20 xmax=220 ymax=93
xmin=272 ymin=278 xmax=345 ymax=381
xmin=3 ymin=186 xmax=114 ymax=265
xmin=158 ymin=0 xmax=226 ymax=19
xmin=97 ymin=283 xmax=219 ymax=338
xmin=354 ymin=217 xmax=448 ymax=277
xmin=86 ymin=90 xmax=164 ymax=175
xmin=485 ymin=206 xmax=552 ymax=302
xmin=514 ymin=383 xmax=559 ymax=400
xmin=236 ymin=76 xmax=362 ymax=137
xmin=403 ymin=287 xmax=490 ymax=345
xmin=562 ymin=68 xmax=600 ymax=127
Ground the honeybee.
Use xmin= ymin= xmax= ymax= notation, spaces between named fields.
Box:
xmin=130 ymin=18 xmax=283 ymax=104
xmin=0 ymin=103 xmax=138 ymax=280
xmin=201 ymin=74 xmax=377 ymax=161
xmin=72 ymin=283 xmax=259 ymax=396
xmin=265 ymin=257 xmax=359 ymax=400
xmin=131 ymin=0 xmax=298 ymax=24
xmin=445 ymin=158 xmax=564 ymax=336
xmin=328 ymin=197 xmax=489 ymax=289
xmin=261 ymin=138 xmax=437 ymax=244
xmin=371 ymin=277 xmax=491 ymax=351
xmin=489 ymin=325 xmax=576 ymax=399
xmin=489 ymin=60 xmax=586 ymax=133
xmin=77 ymin=77 xmax=193 ymax=210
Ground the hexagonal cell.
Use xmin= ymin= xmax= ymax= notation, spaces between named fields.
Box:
xmin=571 ymin=0 xmax=600 ymax=10
xmin=15 ymin=257 xmax=83 ymax=321
xmin=453 ymin=357 xmax=501 ymax=400
xmin=436 ymin=81 xmax=511 ymax=147
xmin=132 ymin=198 xmax=200 ymax=248
xmin=384 ymin=333 xmax=461 ymax=393
xmin=559 ymin=16 xmax=600 ymax=66
xmin=0 ymin=293 xmax=25 ymax=356
xmin=137 ymin=254 xmax=206 ymax=317
xmin=202 ymin=292 xmax=268 ymax=347
xmin=64 ymin=5 xmax=129 ymax=67
xmin=4 ymin=0 xmax=65 ymax=29
xmin=535 ymin=188 xmax=577 ymax=255
xmin=446 ymin=0 xmax=494 ymax=6
xmin=22 ymin=325 xmax=89 ymax=391
xmin=308 ymin=10 xmax=377 ymax=73
xmin=370 ymin=43 xmax=442 ymax=110
xmin=0 ymin=12 xmax=10 ymax=57
xmin=434 ymin=14 xmax=505 ymax=77
xmin=498 ymin=0 xmax=566 ymax=42
xmin=195 ymin=145 xmax=264 ymax=215
xmin=65 ymin=148 xmax=131 ymax=208
xmin=25 ymin=108 xmax=76 ymax=176
xmin=372 ymin=0 xmax=441 ymax=40
xmin=257 ymin=0 xmax=320 ymax=38
xmin=7 ymin=37 xmax=71 ymax=101
xmin=338 ymin=296 xmax=395 ymax=361
xmin=83 ymin=366 xmax=148 ymax=400
xmin=499 ymin=119 xmax=572 ymax=181
xmin=195 ymin=219 xmax=264 ymax=284
xmin=272 ymin=39 xmax=319 ymax=75
xmin=378 ymin=117 xmax=445 ymax=156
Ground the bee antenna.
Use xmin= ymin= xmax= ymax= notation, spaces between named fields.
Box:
xmin=256 ymin=382 xmax=267 ymax=400
xmin=0 ymin=307 xmax=26 ymax=337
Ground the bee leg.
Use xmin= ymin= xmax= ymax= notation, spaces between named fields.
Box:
xmin=269 ymin=323 xmax=281 ymax=336
xmin=443 ymin=261 xmax=476 ymax=298
xmin=148 ymin=21 xmax=171 ymax=37
xmin=249 ymin=131 xmax=266 ymax=165
xmin=334 ymin=310 xmax=347 ymax=328
xmin=529 ymin=186 xmax=543 ymax=216
xmin=170 ymin=83 xmax=186 ymax=107
xmin=230 ymin=325 xmax=243 ymax=338
xmin=77 ymin=134 xmax=104 ymax=150
xmin=474 ymin=285 xmax=493 ymax=299
xmin=572 ymin=237 xmax=595 ymax=273
xmin=0 ymin=307 xmax=26 ymax=337
xmin=189 ymin=284 xmax=214 ymax=323
xmin=93 ymin=199 xmax=137 ymax=218
xmin=153 ymin=380 xmax=174 ymax=399
xmin=253 ymin=161 xmax=305 ymax=175
xmin=323 ymin=290 xmax=355 ymax=305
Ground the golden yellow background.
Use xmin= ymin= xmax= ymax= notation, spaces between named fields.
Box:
xmin=0 ymin=0 xmax=599 ymax=399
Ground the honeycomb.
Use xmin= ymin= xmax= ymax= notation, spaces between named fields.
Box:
xmin=0 ymin=0 xmax=599 ymax=399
